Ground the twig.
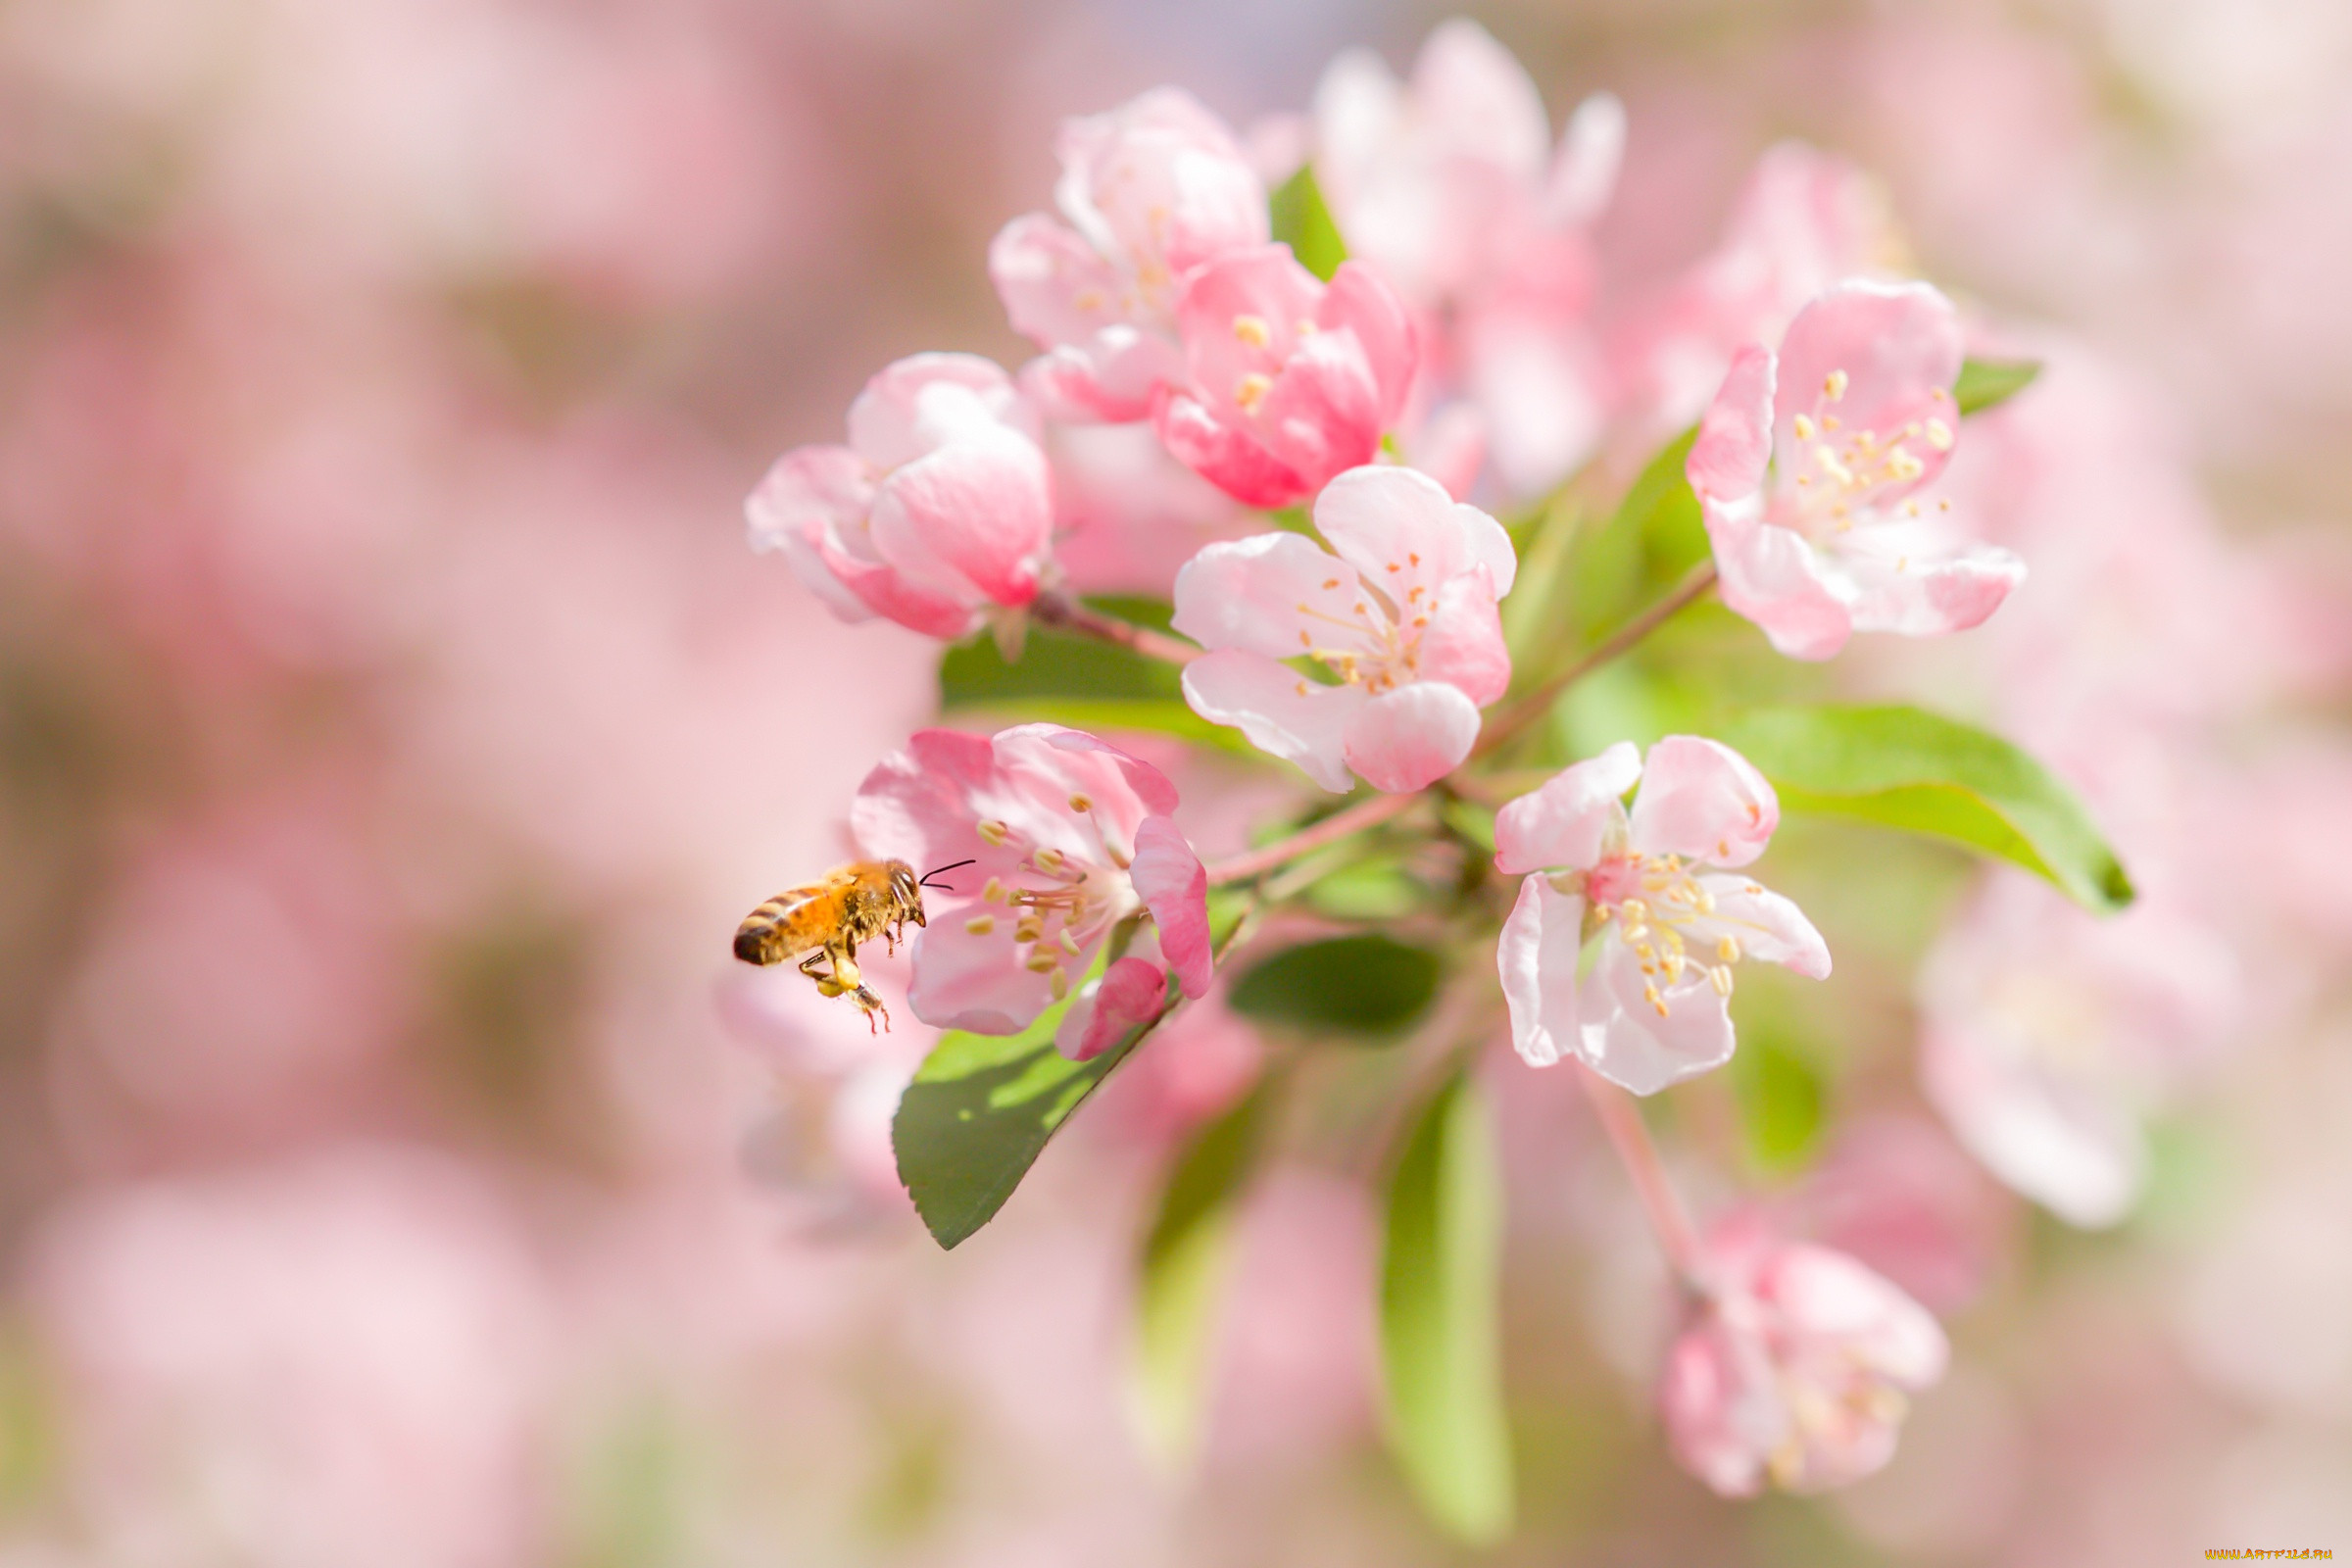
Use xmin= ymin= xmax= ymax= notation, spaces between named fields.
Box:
xmin=1575 ymin=1062 xmax=1706 ymax=1291
xmin=1203 ymin=791 xmax=1423 ymax=888
xmin=1030 ymin=591 xmax=1200 ymax=665
xmin=1472 ymin=560 xmax=1718 ymax=760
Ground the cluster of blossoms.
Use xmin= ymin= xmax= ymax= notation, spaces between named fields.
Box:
xmin=735 ymin=18 xmax=2155 ymax=1517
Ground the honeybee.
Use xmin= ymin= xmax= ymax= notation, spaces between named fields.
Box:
xmin=732 ymin=858 xmax=973 ymax=1032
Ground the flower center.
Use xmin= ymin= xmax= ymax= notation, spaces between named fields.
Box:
xmin=1566 ymin=852 xmax=1744 ymax=1017
xmin=965 ymin=808 xmax=1136 ymax=1001
xmin=1779 ymin=370 xmax=1956 ymax=541
xmin=1288 ymin=559 xmax=1433 ymax=697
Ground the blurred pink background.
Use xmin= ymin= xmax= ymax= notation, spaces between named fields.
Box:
xmin=5 ymin=0 xmax=2351 ymax=1562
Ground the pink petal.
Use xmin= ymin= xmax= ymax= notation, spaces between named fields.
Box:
xmin=1130 ymin=815 xmax=1212 ymax=997
xmin=989 ymin=213 xmax=1132 ymax=353
xmin=905 ymin=915 xmax=1053 ymax=1036
xmin=744 ymin=446 xmax=877 ymax=623
xmin=852 ymin=728 xmax=1019 ymax=873
xmin=1341 ymin=681 xmax=1481 ymax=793
xmin=869 ymin=432 xmax=1052 ymax=608
xmin=1629 ymin=735 xmax=1780 ymax=868
xmin=1312 ymin=465 xmax=1518 ymax=603
xmin=1693 ymin=875 xmax=1831 ymax=979
xmin=1153 ymin=390 xmax=1313 ymax=509
xmin=1180 ymin=650 xmax=1362 ymax=793
xmin=1919 ymin=1019 xmax=2143 ymax=1228
xmin=1687 ymin=344 xmax=1776 ymax=504
xmin=1019 ymin=340 xmax=1172 ymax=424
xmin=1766 ymin=1247 xmax=1949 ymax=1388
xmin=1576 ymin=942 xmax=1737 ymax=1095
xmin=1773 ymin=281 xmax=1963 ymax=496
xmin=1412 ymin=570 xmax=1511 ymax=708
xmin=1035 ymin=728 xmax=1183 ymax=818
xmin=1660 ymin=1323 xmax=1772 ymax=1498
xmin=1174 ymin=245 xmax=1326 ymax=404
xmin=808 ymin=526 xmax=981 ymax=640
xmin=1703 ymin=497 xmax=1856 ymax=661
xmin=1250 ymin=325 xmax=1386 ymax=491
xmin=1408 ymin=19 xmax=1550 ymax=185
xmin=1493 ymin=741 xmax=1640 ymax=874
xmin=1835 ymin=535 xmax=2027 ymax=641
xmin=1057 ymin=88 xmax=1267 ymax=281
xmin=1465 ymin=319 xmax=1604 ymax=499
xmin=1171 ymin=531 xmax=1356 ymax=660
xmin=1320 ymin=260 xmax=1418 ymax=420
xmin=848 ymin=353 xmax=1033 ymax=470
xmin=1054 ymin=955 xmax=1171 ymax=1061
xmin=1497 ymin=875 xmax=1586 ymax=1067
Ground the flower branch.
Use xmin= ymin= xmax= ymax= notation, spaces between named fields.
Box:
xmin=1030 ymin=590 xmax=1200 ymax=665
xmin=1472 ymin=560 xmax=1718 ymax=760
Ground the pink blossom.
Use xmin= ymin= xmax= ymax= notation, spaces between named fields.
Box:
xmin=992 ymin=89 xmax=1269 ymax=421
xmin=1152 ymin=246 xmax=1416 ymax=508
xmin=1045 ymin=419 xmax=1253 ymax=599
xmin=1687 ymin=280 xmax=2025 ymax=660
xmin=1628 ymin=142 xmax=1904 ymax=434
xmin=1172 ymin=466 xmax=1514 ymax=793
xmin=1494 ymin=737 xmax=1829 ymax=1094
xmin=1918 ymin=869 xmax=2239 ymax=1227
xmin=850 ymin=724 xmax=1213 ymax=1040
xmin=747 ymin=353 xmax=1053 ymax=639
xmin=1313 ymin=20 xmax=1623 ymax=494
xmin=1661 ymin=1213 xmax=1948 ymax=1497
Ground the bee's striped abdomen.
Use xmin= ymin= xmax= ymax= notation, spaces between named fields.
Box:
xmin=733 ymin=887 xmax=826 ymax=966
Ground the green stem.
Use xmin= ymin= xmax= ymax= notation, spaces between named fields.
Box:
xmin=1471 ymin=560 xmax=1718 ymax=760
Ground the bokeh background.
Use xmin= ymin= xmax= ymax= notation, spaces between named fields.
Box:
xmin=5 ymin=0 xmax=2352 ymax=1562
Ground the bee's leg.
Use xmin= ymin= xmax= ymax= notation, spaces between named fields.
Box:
xmin=851 ymin=985 xmax=892 ymax=1034
xmin=829 ymin=941 xmax=862 ymax=992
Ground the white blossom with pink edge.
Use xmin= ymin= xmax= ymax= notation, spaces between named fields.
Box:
xmin=850 ymin=724 xmax=1212 ymax=1047
xmin=747 ymin=353 xmax=1053 ymax=640
xmin=1153 ymin=245 xmax=1417 ymax=509
xmin=1661 ymin=1212 xmax=1949 ymax=1497
xmin=1687 ymin=279 xmax=2025 ymax=661
xmin=1917 ymin=869 xmax=2239 ymax=1228
xmin=1494 ymin=737 xmax=1830 ymax=1095
xmin=993 ymin=88 xmax=1271 ymax=423
xmin=1172 ymin=465 xmax=1514 ymax=794
xmin=1313 ymin=20 xmax=1624 ymax=495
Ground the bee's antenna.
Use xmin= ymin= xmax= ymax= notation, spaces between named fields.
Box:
xmin=918 ymin=858 xmax=978 ymax=892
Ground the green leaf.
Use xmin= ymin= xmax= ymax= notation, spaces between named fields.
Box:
xmin=1304 ymin=858 xmax=1425 ymax=921
xmin=1953 ymin=357 xmax=2041 ymax=416
xmin=939 ymin=598 xmax=1181 ymax=708
xmin=1606 ymin=424 xmax=1706 ymax=578
xmin=1380 ymin=1071 xmax=1513 ymax=1545
xmin=1130 ymin=1082 xmax=1269 ymax=1466
xmin=1720 ymin=704 xmax=2134 ymax=912
xmin=893 ymin=954 xmax=1168 ymax=1249
xmin=1225 ymin=934 xmax=1443 ymax=1040
xmin=1269 ymin=164 xmax=1348 ymax=282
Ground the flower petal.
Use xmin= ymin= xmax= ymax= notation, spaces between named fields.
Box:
xmin=1629 ymin=735 xmax=1780 ymax=868
xmin=1153 ymin=390 xmax=1313 ymax=509
xmin=1688 ymin=343 xmax=1776 ymax=505
xmin=1576 ymin=942 xmax=1737 ymax=1095
xmin=1171 ymin=531 xmax=1356 ymax=660
xmin=1312 ymin=465 xmax=1517 ymax=606
xmin=868 ymin=431 xmax=1052 ymax=609
xmin=1412 ymin=568 xmax=1511 ymax=708
xmin=1703 ymin=495 xmax=1856 ymax=661
xmin=1773 ymin=280 xmax=1963 ymax=499
xmin=1319 ymin=259 xmax=1417 ymax=419
xmin=1497 ymin=875 xmax=1585 ymax=1067
xmin=1766 ymin=1246 xmax=1948 ymax=1389
xmin=1180 ymin=650 xmax=1362 ymax=793
xmin=905 ymin=915 xmax=1053 ymax=1035
xmin=848 ymin=353 xmax=1034 ymax=469
xmin=1692 ymin=875 xmax=1831 ymax=979
xmin=1341 ymin=681 xmax=1480 ymax=793
xmin=745 ymin=446 xmax=879 ymax=624
xmin=1054 ymin=955 xmax=1170 ymax=1061
xmin=1130 ymin=815 xmax=1213 ymax=997
xmin=1493 ymin=741 xmax=1640 ymax=874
